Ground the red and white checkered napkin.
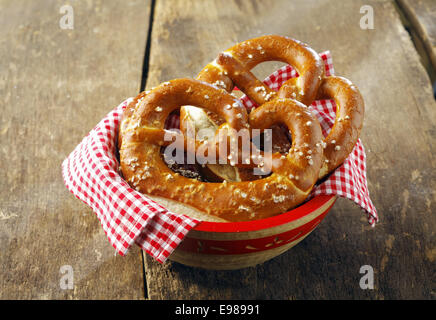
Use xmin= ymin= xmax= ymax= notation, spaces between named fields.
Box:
xmin=62 ymin=108 xmax=198 ymax=263
xmin=62 ymin=51 xmax=378 ymax=264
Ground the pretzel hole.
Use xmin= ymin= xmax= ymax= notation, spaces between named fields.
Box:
xmin=251 ymin=61 xmax=288 ymax=81
xmin=160 ymin=145 xmax=206 ymax=181
xmin=164 ymin=108 xmax=181 ymax=129
xmin=160 ymin=104 xmax=232 ymax=182
xmin=232 ymin=61 xmax=288 ymax=99
xmin=252 ymin=123 xmax=292 ymax=155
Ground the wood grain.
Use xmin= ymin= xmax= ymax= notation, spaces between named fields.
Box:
xmin=144 ymin=0 xmax=436 ymax=299
xmin=0 ymin=0 xmax=150 ymax=299
xmin=397 ymin=0 xmax=436 ymax=80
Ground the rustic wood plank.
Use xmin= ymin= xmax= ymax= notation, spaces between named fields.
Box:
xmin=397 ymin=0 xmax=436 ymax=81
xmin=143 ymin=0 xmax=436 ymax=300
xmin=0 ymin=0 xmax=150 ymax=299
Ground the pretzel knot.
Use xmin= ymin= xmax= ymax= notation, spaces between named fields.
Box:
xmin=118 ymin=36 xmax=365 ymax=222
xmin=196 ymin=35 xmax=364 ymax=178
xmin=119 ymin=78 xmax=324 ymax=222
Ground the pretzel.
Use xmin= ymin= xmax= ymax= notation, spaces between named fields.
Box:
xmin=190 ymin=35 xmax=323 ymax=181
xmin=316 ymin=76 xmax=365 ymax=178
xmin=179 ymin=106 xmax=293 ymax=182
xmin=179 ymin=105 xmax=259 ymax=182
xmin=197 ymin=35 xmax=325 ymax=107
xmin=118 ymin=78 xmax=324 ymax=222
xmin=195 ymin=35 xmax=364 ymax=179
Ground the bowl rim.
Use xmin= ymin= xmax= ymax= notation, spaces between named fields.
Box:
xmin=193 ymin=195 xmax=335 ymax=233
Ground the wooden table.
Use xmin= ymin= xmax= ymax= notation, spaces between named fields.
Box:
xmin=1 ymin=0 xmax=435 ymax=300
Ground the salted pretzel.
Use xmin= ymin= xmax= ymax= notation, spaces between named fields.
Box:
xmin=179 ymin=105 xmax=259 ymax=182
xmin=183 ymin=35 xmax=324 ymax=181
xmin=197 ymin=35 xmax=325 ymax=106
xmin=315 ymin=76 xmax=364 ymax=178
xmin=194 ymin=35 xmax=364 ymax=179
xmin=119 ymin=78 xmax=324 ymax=222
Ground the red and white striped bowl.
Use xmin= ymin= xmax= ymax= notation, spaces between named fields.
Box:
xmin=169 ymin=195 xmax=337 ymax=270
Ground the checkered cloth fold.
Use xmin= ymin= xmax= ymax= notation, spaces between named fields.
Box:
xmin=62 ymin=51 xmax=378 ymax=264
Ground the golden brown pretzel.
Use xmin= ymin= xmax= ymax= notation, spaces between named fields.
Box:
xmin=195 ymin=35 xmax=364 ymax=179
xmin=179 ymin=105 xmax=259 ymax=182
xmin=316 ymin=76 xmax=365 ymax=178
xmin=119 ymin=78 xmax=324 ymax=222
xmin=197 ymin=35 xmax=325 ymax=107
xmin=189 ymin=35 xmax=324 ymax=181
